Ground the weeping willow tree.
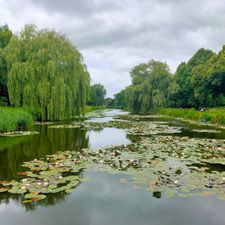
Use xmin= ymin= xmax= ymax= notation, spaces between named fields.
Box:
xmin=124 ymin=60 xmax=171 ymax=114
xmin=6 ymin=24 xmax=90 ymax=121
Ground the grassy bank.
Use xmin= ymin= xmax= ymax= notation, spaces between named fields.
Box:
xmin=159 ymin=108 xmax=225 ymax=125
xmin=84 ymin=105 xmax=107 ymax=114
xmin=0 ymin=107 xmax=33 ymax=132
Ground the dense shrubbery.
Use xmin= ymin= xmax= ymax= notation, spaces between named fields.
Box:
xmin=0 ymin=107 xmax=33 ymax=132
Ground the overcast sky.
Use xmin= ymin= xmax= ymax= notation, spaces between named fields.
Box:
xmin=1 ymin=0 xmax=225 ymax=97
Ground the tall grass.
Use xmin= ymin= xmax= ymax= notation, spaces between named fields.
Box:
xmin=159 ymin=108 xmax=225 ymax=125
xmin=0 ymin=107 xmax=33 ymax=132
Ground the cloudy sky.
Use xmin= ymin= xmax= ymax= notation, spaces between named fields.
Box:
xmin=1 ymin=0 xmax=225 ymax=97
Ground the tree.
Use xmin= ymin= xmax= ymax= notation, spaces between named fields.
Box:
xmin=89 ymin=83 xmax=106 ymax=106
xmin=6 ymin=24 xmax=90 ymax=121
xmin=168 ymin=48 xmax=215 ymax=108
xmin=191 ymin=46 xmax=225 ymax=106
xmin=104 ymin=97 xmax=115 ymax=107
xmin=0 ymin=24 xmax=12 ymax=105
xmin=125 ymin=60 xmax=171 ymax=113
xmin=113 ymin=90 xmax=127 ymax=109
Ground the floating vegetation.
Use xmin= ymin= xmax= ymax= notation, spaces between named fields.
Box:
xmin=86 ymin=135 xmax=225 ymax=200
xmin=48 ymin=124 xmax=83 ymax=129
xmin=1 ymin=133 xmax=225 ymax=202
xmin=1 ymin=113 xmax=225 ymax=204
xmin=117 ymin=114 xmax=165 ymax=120
xmin=0 ymin=131 xmax=39 ymax=137
xmin=85 ymin=119 xmax=181 ymax=135
xmin=0 ymin=151 xmax=86 ymax=203
xmin=192 ymin=129 xmax=221 ymax=133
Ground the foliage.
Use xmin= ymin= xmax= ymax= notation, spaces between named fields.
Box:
xmin=104 ymin=98 xmax=115 ymax=108
xmin=0 ymin=107 xmax=33 ymax=132
xmin=113 ymin=90 xmax=127 ymax=109
xmin=115 ymin=46 xmax=225 ymax=113
xmin=6 ymin=24 xmax=90 ymax=121
xmin=0 ymin=24 xmax=12 ymax=48
xmin=191 ymin=47 xmax=225 ymax=107
xmin=159 ymin=107 xmax=225 ymax=125
xmin=88 ymin=83 xmax=106 ymax=106
xmin=0 ymin=24 xmax=12 ymax=105
xmin=124 ymin=60 xmax=171 ymax=113
xmin=168 ymin=48 xmax=215 ymax=108
xmin=84 ymin=105 xmax=107 ymax=114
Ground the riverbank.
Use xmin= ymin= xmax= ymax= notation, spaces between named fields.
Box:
xmin=84 ymin=105 xmax=107 ymax=113
xmin=159 ymin=108 xmax=225 ymax=126
xmin=0 ymin=107 xmax=33 ymax=133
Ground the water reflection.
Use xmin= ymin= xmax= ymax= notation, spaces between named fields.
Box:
xmin=0 ymin=110 xmax=131 ymax=181
xmin=0 ymin=172 xmax=225 ymax=225
xmin=0 ymin=126 xmax=89 ymax=180
xmin=87 ymin=128 xmax=131 ymax=149
xmin=0 ymin=109 xmax=225 ymax=225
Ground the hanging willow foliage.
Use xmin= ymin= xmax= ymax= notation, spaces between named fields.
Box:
xmin=6 ymin=24 xmax=90 ymax=121
xmin=124 ymin=60 xmax=171 ymax=114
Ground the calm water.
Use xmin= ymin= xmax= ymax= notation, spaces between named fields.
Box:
xmin=0 ymin=109 xmax=225 ymax=225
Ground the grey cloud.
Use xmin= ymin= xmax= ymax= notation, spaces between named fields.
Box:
xmin=28 ymin=0 xmax=120 ymax=16
xmin=1 ymin=0 xmax=225 ymax=96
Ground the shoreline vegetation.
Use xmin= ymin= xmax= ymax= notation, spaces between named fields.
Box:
xmin=159 ymin=108 xmax=225 ymax=127
xmin=0 ymin=107 xmax=33 ymax=133
xmin=0 ymin=105 xmax=107 ymax=134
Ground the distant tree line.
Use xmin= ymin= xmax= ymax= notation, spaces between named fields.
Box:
xmin=0 ymin=24 xmax=90 ymax=121
xmin=114 ymin=47 xmax=225 ymax=113
xmin=88 ymin=83 xmax=107 ymax=106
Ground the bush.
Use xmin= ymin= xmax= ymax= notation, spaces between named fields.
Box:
xmin=0 ymin=107 xmax=33 ymax=132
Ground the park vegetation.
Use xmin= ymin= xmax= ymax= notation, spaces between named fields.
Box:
xmin=0 ymin=107 xmax=33 ymax=132
xmin=159 ymin=108 xmax=225 ymax=126
xmin=88 ymin=83 xmax=107 ymax=106
xmin=114 ymin=47 xmax=225 ymax=114
xmin=0 ymin=24 xmax=90 ymax=123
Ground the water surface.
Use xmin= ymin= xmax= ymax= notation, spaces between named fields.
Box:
xmin=0 ymin=109 xmax=225 ymax=225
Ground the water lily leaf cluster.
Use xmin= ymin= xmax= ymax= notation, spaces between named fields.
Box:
xmin=1 ymin=113 xmax=225 ymax=203
xmin=0 ymin=151 xmax=86 ymax=202
xmin=0 ymin=131 xmax=39 ymax=137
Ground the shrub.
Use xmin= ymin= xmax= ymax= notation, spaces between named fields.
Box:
xmin=0 ymin=107 xmax=33 ymax=132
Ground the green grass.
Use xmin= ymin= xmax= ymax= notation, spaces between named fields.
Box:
xmin=84 ymin=105 xmax=107 ymax=113
xmin=0 ymin=107 xmax=33 ymax=132
xmin=159 ymin=107 xmax=225 ymax=125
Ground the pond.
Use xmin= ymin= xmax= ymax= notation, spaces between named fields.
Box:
xmin=0 ymin=109 xmax=225 ymax=225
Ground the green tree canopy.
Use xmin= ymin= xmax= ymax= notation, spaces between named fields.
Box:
xmin=113 ymin=90 xmax=127 ymax=109
xmin=191 ymin=47 xmax=225 ymax=106
xmin=6 ymin=24 xmax=90 ymax=121
xmin=0 ymin=24 xmax=12 ymax=105
xmin=168 ymin=48 xmax=215 ymax=108
xmin=125 ymin=60 xmax=171 ymax=113
xmin=88 ymin=83 xmax=107 ymax=106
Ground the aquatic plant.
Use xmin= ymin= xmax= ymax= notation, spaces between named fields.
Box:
xmin=0 ymin=106 xmax=33 ymax=132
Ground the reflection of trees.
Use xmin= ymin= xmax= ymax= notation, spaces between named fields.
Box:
xmin=0 ymin=126 xmax=89 ymax=180
xmin=0 ymin=170 xmax=84 ymax=211
xmin=153 ymin=191 xmax=162 ymax=199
